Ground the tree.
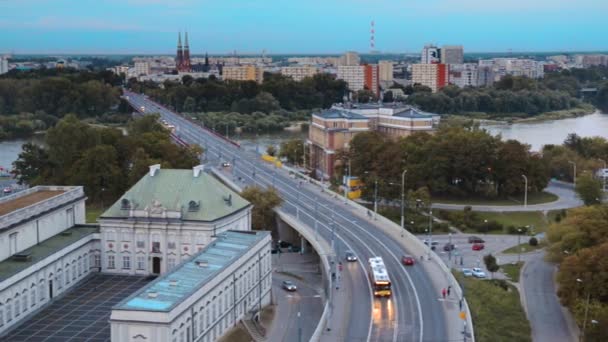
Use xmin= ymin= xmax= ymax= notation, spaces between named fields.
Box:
xmin=383 ymin=90 xmax=394 ymax=103
xmin=183 ymin=96 xmax=196 ymax=112
xmin=240 ymin=186 xmax=283 ymax=230
xmin=575 ymin=172 xmax=604 ymax=205
xmin=484 ymin=253 xmax=499 ymax=278
xmin=12 ymin=142 xmax=51 ymax=185
xmin=69 ymin=145 xmax=124 ymax=202
xmin=266 ymin=145 xmax=277 ymax=157
xmin=279 ymin=139 xmax=304 ymax=165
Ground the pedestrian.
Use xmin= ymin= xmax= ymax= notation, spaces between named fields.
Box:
xmin=441 ymin=288 xmax=446 ymax=299
xmin=459 ymin=299 xmax=463 ymax=311
xmin=447 ymin=286 xmax=451 ymax=297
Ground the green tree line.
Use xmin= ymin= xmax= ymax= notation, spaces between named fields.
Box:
xmin=12 ymin=114 xmax=202 ymax=205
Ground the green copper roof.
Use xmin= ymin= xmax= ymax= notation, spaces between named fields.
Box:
xmin=101 ymin=169 xmax=249 ymax=222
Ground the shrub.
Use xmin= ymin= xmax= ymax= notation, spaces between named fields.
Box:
xmin=529 ymin=237 xmax=538 ymax=246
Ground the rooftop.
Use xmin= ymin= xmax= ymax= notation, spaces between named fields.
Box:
xmin=101 ymin=168 xmax=250 ymax=222
xmin=0 ymin=224 xmax=99 ymax=281
xmin=313 ymin=109 xmax=368 ymax=120
xmin=0 ymin=190 xmax=65 ymax=217
xmin=393 ymin=107 xmax=438 ymax=119
xmin=114 ymin=230 xmax=269 ymax=312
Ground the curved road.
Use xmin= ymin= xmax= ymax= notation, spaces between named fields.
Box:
xmin=124 ymin=91 xmax=450 ymax=342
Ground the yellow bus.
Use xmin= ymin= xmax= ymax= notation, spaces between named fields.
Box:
xmin=369 ymin=257 xmax=392 ymax=297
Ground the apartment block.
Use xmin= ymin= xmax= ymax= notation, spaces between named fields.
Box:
xmin=337 ymin=65 xmax=365 ymax=92
xmin=441 ymin=45 xmax=464 ymax=64
xmin=222 ymin=65 xmax=264 ymax=83
xmin=280 ymin=66 xmax=318 ymax=81
xmin=378 ymin=60 xmax=394 ymax=82
xmin=411 ymin=63 xmax=449 ymax=92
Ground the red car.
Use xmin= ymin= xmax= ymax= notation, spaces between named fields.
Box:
xmin=402 ymin=255 xmax=415 ymax=266
xmin=472 ymin=243 xmax=485 ymax=251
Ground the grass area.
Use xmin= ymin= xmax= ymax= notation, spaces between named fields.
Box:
xmin=475 ymin=211 xmax=557 ymax=233
xmin=217 ymin=324 xmax=252 ymax=342
xmin=500 ymin=262 xmax=524 ymax=282
xmin=85 ymin=204 xmax=105 ymax=223
xmin=432 ymin=191 xmax=558 ymax=206
xmin=501 ymin=241 xmax=545 ymax=255
xmin=455 ymin=272 xmax=531 ymax=342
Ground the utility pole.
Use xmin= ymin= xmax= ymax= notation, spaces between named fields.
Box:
xmin=522 ymin=174 xmax=528 ymax=208
xmin=400 ymin=169 xmax=408 ymax=231
xmin=373 ymin=178 xmax=378 ymax=219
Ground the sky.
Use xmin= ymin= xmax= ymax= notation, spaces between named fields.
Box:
xmin=0 ymin=0 xmax=607 ymax=55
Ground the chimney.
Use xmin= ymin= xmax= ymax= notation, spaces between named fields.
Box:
xmin=193 ymin=164 xmax=205 ymax=178
xmin=149 ymin=164 xmax=161 ymax=177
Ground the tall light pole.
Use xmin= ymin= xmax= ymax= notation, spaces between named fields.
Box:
xmin=401 ymin=169 xmax=408 ymax=231
xmin=576 ymin=278 xmax=591 ymax=342
xmin=517 ymin=228 xmax=523 ymax=263
xmin=569 ymin=160 xmax=577 ymax=186
xmin=522 ymin=174 xmax=528 ymax=208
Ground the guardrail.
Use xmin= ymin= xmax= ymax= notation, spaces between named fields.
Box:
xmin=210 ymin=168 xmax=334 ymax=342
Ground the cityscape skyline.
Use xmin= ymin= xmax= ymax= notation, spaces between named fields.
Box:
xmin=1 ymin=0 xmax=607 ymax=54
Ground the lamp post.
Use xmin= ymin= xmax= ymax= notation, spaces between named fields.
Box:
xmin=401 ymin=169 xmax=408 ymax=231
xmin=576 ymin=278 xmax=591 ymax=342
xmin=517 ymin=228 xmax=523 ymax=263
xmin=568 ymin=160 xmax=577 ymax=186
xmin=522 ymin=174 xmax=528 ymax=208
xmin=364 ymin=171 xmax=379 ymax=219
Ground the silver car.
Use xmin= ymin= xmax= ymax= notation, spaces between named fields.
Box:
xmin=345 ymin=251 xmax=357 ymax=262
xmin=282 ymin=280 xmax=297 ymax=291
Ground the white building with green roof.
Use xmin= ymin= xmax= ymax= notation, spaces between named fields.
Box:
xmin=99 ymin=165 xmax=253 ymax=277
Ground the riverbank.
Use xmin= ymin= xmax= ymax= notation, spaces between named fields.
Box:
xmin=444 ymin=104 xmax=597 ymax=125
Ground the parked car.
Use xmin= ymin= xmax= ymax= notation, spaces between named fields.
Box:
xmin=443 ymin=243 xmax=456 ymax=251
xmin=468 ymin=236 xmax=485 ymax=243
xmin=345 ymin=251 xmax=358 ymax=262
xmin=423 ymin=240 xmax=439 ymax=250
xmin=472 ymin=267 xmax=487 ymax=278
xmin=3 ymin=187 xmax=12 ymax=194
xmin=402 ymin=255 xmax=415 ymax=266
xmin=462 ymin=268 xmax=473 ymax=277
xmin=472 ymin=243 xmax=485 ymax=251
xmin=282 ymin=280 xmax=297 ymax=291
xmin=221 ymin=162 xmax=231 ymax=167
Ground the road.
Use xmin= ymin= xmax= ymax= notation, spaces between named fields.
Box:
xmin=124 ymin=91 xmax=452 ymax=342
xmin=521 ymin=252 xmax=578 ymax=342
xmin=432 ymin=180 xmax=582 ymax=212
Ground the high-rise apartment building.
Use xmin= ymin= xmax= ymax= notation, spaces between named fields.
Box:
xmin=340 ymin=51 xmax=360 ymax=66
xmin=364 ymin=64 xmax=380 ymax=97
xmin=134 ymin=60 xmax=151 ymax=76
xmin=441 ymin=45 xmax=464 ymax=64
xmin=222 ymin=65 xmax=264 ymax=83
xmin=0 ymin=56 xmax=8 ymax=75
xmin=411 ymin=63 xmax=449 ymax=92
xmin=337 ymin=65 xmax=365 ymax=92
xmin=449 ymin=63 xmax=478 ymax=88
xmin=280 ymin=66 xmax=318 ymax=81
xmin=421 ymin=45 xmax=441 ymax=64
xmin=378 ymin=60 xmax=394 ymax=82
xmin=582 ymin=55 xmax=608 ymax=67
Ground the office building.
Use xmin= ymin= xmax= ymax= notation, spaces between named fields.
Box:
xmin=222 ymin=65 xmax=264 ymax=83
xmin=378 ymin=60 xmax=394 ymax=82
xmin=339 ymin=51 xmax=360 ymax=66
xmin=337 ymin=65 xmax=365 ymax=92
xmin=411 ymin=63 xmax=449 ymax=92
xmin=308 ymin=103 xmax=439 ymax=179
xmin=441 ymin=45 xmax=464 ymax=64
xmin=449 ymin=64 xmax=478 ymax=88
xmin=280 ymin=66 xmax=318 ymax=81
xmin=421 ymin=45 xmax=441 ymax=64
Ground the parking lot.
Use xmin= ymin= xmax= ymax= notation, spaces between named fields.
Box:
xmin=416 ymin=233 xmax=522 ymax=278
xmin=4 ymin=274 xmax=153 ymax=342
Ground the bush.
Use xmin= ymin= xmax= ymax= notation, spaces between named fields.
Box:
xmin=529 ymin=237 xmax=538 ymax=246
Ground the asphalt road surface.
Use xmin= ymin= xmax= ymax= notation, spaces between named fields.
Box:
xmin=124 ymin=91 xmax=451 ymax=342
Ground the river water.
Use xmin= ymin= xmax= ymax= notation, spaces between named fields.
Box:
xmin=1 ymin=112 xmax=607 ymax=169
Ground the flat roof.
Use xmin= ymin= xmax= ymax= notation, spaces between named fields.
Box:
xmin=0 ymin=190 xmax=65 ymax=217
xmin=393 ymin=107 xmax=437 ymax=119
xmin=314 ymin=109 xmax=368 ymax=120
xmin=114 ymin=230 xmax=269 ymax=312
xmin=0 ymin=224 xmax=99 ymax=281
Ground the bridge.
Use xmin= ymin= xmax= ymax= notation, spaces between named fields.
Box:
xmin=123 ymin=90 xmax=473 ymax=342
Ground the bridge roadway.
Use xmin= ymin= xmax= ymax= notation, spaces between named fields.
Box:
xmin=124 ymin=91 xmax=449 ymax=342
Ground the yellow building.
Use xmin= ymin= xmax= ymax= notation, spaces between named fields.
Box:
xmin=222 ymin=65 xmax=264 ymax=83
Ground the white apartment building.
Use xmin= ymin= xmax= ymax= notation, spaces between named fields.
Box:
xmin=411 ymin=63 xmax=449 ymax=93
xmin=378 ymin=60 xmax=394 ymax=82
xmin=222 ymin=65 xmax=264 ymax=83
xmin=441 ymin=45 xmax=464 ymax=65
xmin=280 ymin=66 xmax=318 ymax=81
xmin=339 ymin=51 xmax=360 ymax=66
xmin=480 ymin=58 xmax=544 ymax=81
xmin=110 ymin=230 xmax=271 ymax=342
xmin=99 ymin=165 xmax=252 ymax=277
xmin=287 ymin=57 xmax=340 ymax=66
xmin=449 ymin=63 xmax=478 ymax=88
xmin=0 ymin=186 xmax=100 ymax=336
xmin=337 ymin=65 xmax=365 ymax=92
xmin=0 ymin=56 xmax=9 ymax=75
xmin=134 ymin=60 xmax=151 ymax=76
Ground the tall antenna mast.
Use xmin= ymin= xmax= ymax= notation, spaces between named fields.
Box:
xmin=370 ymin=20 xmax=375 ymax=53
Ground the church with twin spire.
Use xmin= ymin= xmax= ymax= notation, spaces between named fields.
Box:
xmin=175 ymin=31 xmax=191 ymax=72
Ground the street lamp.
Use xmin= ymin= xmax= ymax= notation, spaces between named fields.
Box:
xmin=522 ymin=174 xmax=528 ymax=208
xmin=364 ymin=171 xmax=379 ymax=219
xmin=568 ymin=160 xmax=577 ymax=186
xmin=576 ymin=278 xmax=592 ymax=342
xmin=400 ymin=169 xmax=408 ymax=231
xmin=517 ymin=228 xmax=523 ymax=263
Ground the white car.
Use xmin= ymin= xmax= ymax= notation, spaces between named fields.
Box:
xmin=462 ymin=268 xmax=473 ymax=277
xmin=472 ymin=267 xmax=486 ymax=278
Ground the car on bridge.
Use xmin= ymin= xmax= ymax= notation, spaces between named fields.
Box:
xmin=472 ymin=243 xmax=485 ymax=251
xmin=282 ymin=280 xmax=297 ymax=292
xmin=345 ymin=251 xmax=357 ymax=262
xmin=468 ymin=236 xmax=485 ymax=243
xmin=402 ymin=255 xmax=415 ymax=266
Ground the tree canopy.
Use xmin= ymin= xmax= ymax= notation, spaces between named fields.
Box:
xmin=240 ymin=186 xmax=283 ymax=230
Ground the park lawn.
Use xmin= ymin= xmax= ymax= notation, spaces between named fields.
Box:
xmin=501 ymin=241 xmax=545 ymax=255
xmin=85 ymin=205 xmax=104 ymax=223
xmin=500 ymin=262 xmax=524 ymax=282
xmin=475 ymin=211 xmax=557 ymax=233
xmin=455 ymin=273 xmax=531 ymax=342
xmin=432 ymin=191 xmax=558 ymax=206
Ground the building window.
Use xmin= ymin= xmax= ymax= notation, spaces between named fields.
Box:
xmin=137 ymin=241 xmax=145 ymax=248
xmin=14 ymin=297 xmax=20 ymax=317
xmin=39 ymin=282 xmax=45 ymax=301
xmin=22 ymin=292 xmax=27 ymax=312
xmin=167 ymin=258 xmax=176 ymax=270
xmin=0 ymin=306 xmax=3 ymax=327
xmin=66 ymin=268 xmax=70 ymax=284
xmin=6 ymin=300 xmax=11 ymax=322
xmin=137 ymin=256 xmax=145 ymax=270
xmin=168 ymin=242 xmax=176 ymax=249
xmin=108 ymin=255 xmax=115 ymax=269
xmin=123 ymin=256 xmax=131 ymax=269
xmin=94 ymin=254 xmax=101 ymax=268
xmin=31 ymin=288 xmax=36 ymax=307
xmin=152 ymin=242 xmax=161 ymax=253
xmin=72 ymin=264 xmax=77 ymax=280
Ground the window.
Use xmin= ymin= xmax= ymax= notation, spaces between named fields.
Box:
xmin=66 ymin=267 xmax=70 ymax=284
xmin=0 ymin=305 xmax=3 ymax=327
xmin=137 ymin=241 xmax=145 ymax=248
xmin=66 ymin=208 xmax=74 ymax=227
xmin=152 ymin=242 xmax=161 ymax=253
xmin=39 ymin=282 xmax=45 ymax=301
xmin=123 ymin=256 xmax=131 ymax=269
xmin=168 ymin=242 xmax=176 ymax=249
xmin=22 ymin=292 xmax=27 ymax=312
xmin=57 ymin=273 xmax=62 ymax=289
xmin=14 ymin=297 xmax=20 ymax=317
xmin=199 ymin=312 xmax=204 ymax=333
xmin=6 ymin=300 xmax=11 ymax=322
xmin=72 ymin=264 xmax=77 ymax=280
xmin=31 ymin=287 xmax=36 ymax=307
xmin=167 ymin=258 xmax=176 ymax=270
xmin=94 ymin=254 xmax=101 ymax=268
xmin=108 ymin=255 xmax=115 ymax=269
xmin=137 ymin=256 xmax=145 ymax=270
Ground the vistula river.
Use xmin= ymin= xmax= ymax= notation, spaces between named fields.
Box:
xmin=1 ymin=112 xmax=608 ymax=169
